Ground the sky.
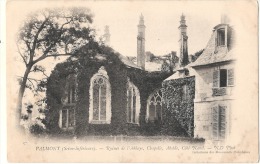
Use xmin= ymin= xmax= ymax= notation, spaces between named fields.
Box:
xmin=8 ymin=1 xmax=232 ymax=78
xmin=7 ymin=1 xmax=233 ymax=115
xmin=89 ymin=1 xmax=223 ymax=57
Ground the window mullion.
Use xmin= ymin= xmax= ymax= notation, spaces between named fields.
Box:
xmin=98 ymin=85 xmax=101 ymax=121
xmin=155 ymin=99 xmax=157 ymax=120
xmin=74 ymin=108 xmax=75 ymax=126
xmin=226 ymin=70 xmax=228 ymax=87
xmin=59 ymin=110 xmax=62 ymax=128
xmin=66 ymin=109 xmax=69 ymax=129
xmin=127 ymin=90 xmax=129 ymax=123
xmin=131 ymin=88 xmax=134 ymax=123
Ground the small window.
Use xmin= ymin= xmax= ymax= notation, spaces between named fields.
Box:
xmin=184 ymin=69 xmax=189 ymax=76
xmin=212 ymin=105 xmax=226 ymax=140
xmin=217 ymin=28 xmax=225 ymax=46
xmin=219 ymin=69 xmax=227 ymax=87
xmin=213 ymin=69 xmax=234 ymax=88
xmin=59 ymin=108 xmax=75 ymax=129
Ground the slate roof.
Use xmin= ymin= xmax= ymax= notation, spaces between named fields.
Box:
xmin=190 ymin=24 xmax=235 ymax=67
xmin=117 ymin=53 xmax=142 ymax=69
xmin=190 ymin=48 xmax=234 ymax=67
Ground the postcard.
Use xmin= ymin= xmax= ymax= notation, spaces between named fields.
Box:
xmin=6 ymin=0 xmax=258 ymax=162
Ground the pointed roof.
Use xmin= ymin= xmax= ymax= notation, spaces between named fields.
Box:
xmin=190 ymin=25 xmax=235 ymax=67
xmin=140 ymin=13 xmax=144 ymax=19
xmin=138 ymin=13 xmax=145 ymax=26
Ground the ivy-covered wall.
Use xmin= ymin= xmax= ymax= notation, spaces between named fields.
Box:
xmin=45 ymin=61 xmax=77 ymax=136
xmin=46 ymin=45 xmax=171 ymax=136
xmin=162 ymin=76 xmax=195 ymax=137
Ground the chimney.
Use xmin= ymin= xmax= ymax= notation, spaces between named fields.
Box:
xmin=178 ymin=14 xmax=189 ymax=67
xmin=221 ymin=14 xmax=230 ymax=24
xmin=137 ymin=14 xmax=146 ymax=69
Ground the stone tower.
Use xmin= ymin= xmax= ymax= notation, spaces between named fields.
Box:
xmin=104 ymin=25 xmax=110 ymax=45
xmin=178 ymin=14 xmax=189 ymax=67
xmin=137 ymin=14 xmax=146 ymax=69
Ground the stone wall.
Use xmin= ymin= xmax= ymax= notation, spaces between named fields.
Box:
xmin=193 ymin=100 xmax=232 ymax=140
xmin=191 ymin=62 xmax=235 ymax=141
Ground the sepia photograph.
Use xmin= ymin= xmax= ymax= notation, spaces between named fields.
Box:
xmin=5 ymin=0 xmax=258 ymax=162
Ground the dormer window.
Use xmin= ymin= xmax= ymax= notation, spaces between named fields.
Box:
xmin=214 ymin=24 xmax=234 ymax=52
xmin=217 ymin=28 xmax=225 ymax=46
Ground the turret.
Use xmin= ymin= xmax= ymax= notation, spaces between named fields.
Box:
xmin=178 ymin=14 xmax=189 ymax=67
xmin=137 ymin=14 xmax=146 ymax=69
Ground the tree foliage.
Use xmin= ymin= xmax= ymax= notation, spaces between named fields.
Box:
xmin=189 ymin=49 xmax=204 ymax=63
xmin=17 ymin=7 xmax=95 ymax=64
xmin=16 ymin=7 xmax=96 ymax=127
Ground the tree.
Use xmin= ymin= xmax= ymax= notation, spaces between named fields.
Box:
xmin=189 ymin=49 xmax=204 ymax=62
xmin=16 ymin=7 xmax=96 ymax=128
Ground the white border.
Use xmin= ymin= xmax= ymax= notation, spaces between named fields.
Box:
xmin=0 ymin=0 xmax=7 ymax=163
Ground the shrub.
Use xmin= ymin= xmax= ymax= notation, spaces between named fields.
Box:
xmin=29 ymin=124 xmax=46 ymax=136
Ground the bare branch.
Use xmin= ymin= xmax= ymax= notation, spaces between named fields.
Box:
xmin=60 ymin=18 xmax=73 ymax=30
xmin=48 ymin=53 xmax=73 ymax=57
xmin=16 ymin=42 xmax=28 ymax=66
xmin=30 ymin=65 xmax=49 ymax=78
xmin=23 ymin=39 xmax=31 ymax=52
xmin=32 ymin=44 xmax=54 ymax=64
xmin=27 ymin=78 xmax=36 ymax=90
xmin=16 ymin=76 xmax=43 ymax=82
xmin=42 ymin=71 xmax=48 ymax=78
xmin=36 ymin=38 xmax=46 ymax=43
xmin=30 ymin=17 xmax=49 ymax=61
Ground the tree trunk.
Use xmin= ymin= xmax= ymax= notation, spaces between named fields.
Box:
xmin=16 ymin=65 xmax=32 ymax=129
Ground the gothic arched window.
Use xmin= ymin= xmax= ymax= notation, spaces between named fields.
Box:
xmin=146 ymin=89 xmax=163 ymax=122
xmin=127 ymin=79 xmax=140 ymax=124
xmin=89 ymin=66 xmax=111 ymax=124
